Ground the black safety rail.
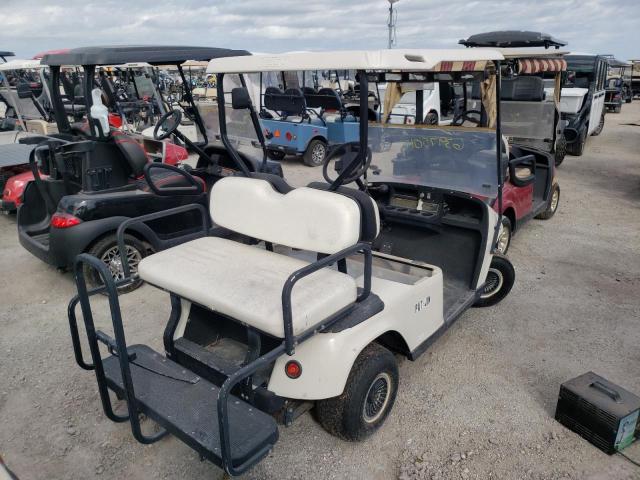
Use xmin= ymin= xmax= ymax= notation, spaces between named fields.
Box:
xmin=67 ymin=203 xmax=374 ymax=475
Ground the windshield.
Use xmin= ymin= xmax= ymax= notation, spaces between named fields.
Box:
xmin=368 ymin=126 xmax=498 ymax=197
xmin=0 ymin=68 xmax=49 ymax=120
xmin=368 ymin=72 xmax=499 ymax=197
xmin=196 ymin=73 xmax=263 ymax=163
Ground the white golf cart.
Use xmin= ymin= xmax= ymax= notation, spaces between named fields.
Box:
xmin=0 ymin=58 xmax=57 ymax=138
xmin=561 ymin=53 xmax=609 ymax=156
xmin=68 ymin=49 xmax=515 ymax=476
xmin=383 ymin=81 xmax=462 ymax=125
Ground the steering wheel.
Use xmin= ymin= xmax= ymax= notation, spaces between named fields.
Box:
xmin=153 ymin=109 xmax=182 ymax=140
xmin=322 ymin=142 xmax=372 ymax=186
xmin=452 ymin=109 xmax=482 ymax=126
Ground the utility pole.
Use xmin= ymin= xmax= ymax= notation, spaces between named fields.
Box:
xmin=387 ymin=0 xmax=399 ymax=49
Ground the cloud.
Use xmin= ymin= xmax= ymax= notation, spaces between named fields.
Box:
xmin=0 ymin=0 xmax=638 ymax=59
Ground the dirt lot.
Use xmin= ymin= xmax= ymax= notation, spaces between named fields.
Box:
xmin=1 ymin=103 xmax=639 ymax=480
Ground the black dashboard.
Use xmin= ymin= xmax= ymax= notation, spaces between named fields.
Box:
xmin=370 ymin=183 xmax=485 ymax=230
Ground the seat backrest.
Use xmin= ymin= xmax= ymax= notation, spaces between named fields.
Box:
xmin=264 ymin=87 xmax=306 ymax=116
xmin=305 ymin=88 xmax=342 ymax=111
xmin=573 ymin=77 xmax=590 ymax=89
xmin=501 ymin=76 xmax=545 ymax=101
xmin=112 ymin=131 xmax=149 ymax=178
xmin=210 ymin=176 xmax=377 ymax=254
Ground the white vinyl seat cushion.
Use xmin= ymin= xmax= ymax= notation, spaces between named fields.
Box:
xmin=137 ymin=237 xmax=357 ymax=338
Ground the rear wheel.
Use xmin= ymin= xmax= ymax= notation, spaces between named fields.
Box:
xmin=474 ymin=254 xmax=515 ymax=308
xmin=614 ymin=105 xmax=622 ymax=113
xmin=84 ymin=233 xmax=146 ymax=294
xmin=496 ymin=217 xmax=512 ymax=255
xmin=591 ymin=112 xmax=605 ymax=136
xmin=536 ymin=183 xmax=560 ymax=220
xmin=567 ymin=128 xmax=586 ymax=156
xmin=554 ymin=134 xmax=567 ymax=166
xmin=303 ymin=139 xmax=327 ymax=167
xmin=316 ymin=343 xmax=398 ymax=441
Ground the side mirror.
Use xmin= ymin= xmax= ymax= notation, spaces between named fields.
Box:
xmin=16 ymin=82 xmax=33 ymax=99
xmin=231 ymin=87 xmax=252 ymax=110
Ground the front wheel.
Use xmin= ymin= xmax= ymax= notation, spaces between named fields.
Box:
xmin=303 ymin=139 xmax=327 ymax=167
xmin=554 ymin=134 xmax=567 ymax=167
xmin=84 ymin=233 xmax=146 ymax=294
xmin=474 ymin=254 xmax=515 ymax=308
xmin=496 ymin=217 xmax=512 ymax=255
xmin=316 ymin=343 xmax=398 ymax=441
xmin=567 ymin=128 xmax=586 ymax=156
xmin=536 ymin=183 xmax=560 ymax=220
xmin=424 ymin=111 xmax=438 ymax=125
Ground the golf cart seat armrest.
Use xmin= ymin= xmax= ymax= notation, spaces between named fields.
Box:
xmin=116 ymin=203 xmax=209 ymax=278
xmin=281 ymin=242 xmax=373 ymax=354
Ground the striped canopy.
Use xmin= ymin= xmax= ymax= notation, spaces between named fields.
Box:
xmin=517 ymin=58 xmax=567 ymax=74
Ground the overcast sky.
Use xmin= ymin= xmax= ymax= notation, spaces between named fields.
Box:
xmin=1 ymin=0 xmax=639 ymax=60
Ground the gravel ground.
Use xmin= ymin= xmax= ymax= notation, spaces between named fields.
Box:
xmin=1 ymin=104 xmax=639 ymax=480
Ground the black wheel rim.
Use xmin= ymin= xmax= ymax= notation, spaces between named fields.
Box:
xmin=363 ymin=372 xmax=391 ymax=423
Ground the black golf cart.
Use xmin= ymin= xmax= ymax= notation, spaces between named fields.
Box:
xmin=67 ymin=49 xmax=515 ymax=476
xmin=561 ymin=54 xmax=609 ymax=156
xmin=18 ymin=46 xmax=281 ymax=291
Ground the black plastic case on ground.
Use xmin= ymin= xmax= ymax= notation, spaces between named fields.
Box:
xmin=555 ymin=371 xmax=640 ymax=454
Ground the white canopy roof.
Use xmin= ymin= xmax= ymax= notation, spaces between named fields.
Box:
xmin=207 ymin=49 xmax=504 ymax=73
xmin=0 ymin=59 xmax=42 ymax=71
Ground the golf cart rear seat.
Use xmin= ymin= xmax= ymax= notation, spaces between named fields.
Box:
xmin=501 ymin=76 xmax=545 ymax=101
xmin=138 ymin=176 xmax=380 ymax=338
xmin=41 ymin=132 xmax=191 ymax=194
xmin=264 ymin=87 xmax=306 ymax=117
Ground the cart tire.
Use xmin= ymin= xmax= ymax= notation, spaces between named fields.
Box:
xmin=496 ymin=217 xmax=512 ymax=255
xmin=536 ymin=183 xmax=560 ymax=220
xmin=474 ymin=254 xmax=515 ymax=308
xmin=316 ymin=343 xmax=398 ymax=441
xmin=554 ymin=134 xmax=567 ymax=167
xmin=591 ymin=113 xmax=605 ymax=136
xmin=424 ymin=111 xmax=438 ymax=125
xmin=84 ymin=233 xmax=146 ymax=294
xmin=566 ymin=128 xmax=586 ymax=156
xmin=303 ymin=139 xmax=327 ymax=167
xmin=267 ymin=150 xmax=286 ymax=161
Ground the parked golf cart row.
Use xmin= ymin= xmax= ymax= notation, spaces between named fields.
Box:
xmin=0 ymin=40 xmax=579 ymax=478
xmin=603 ymin=55 xmax=633 ymax=113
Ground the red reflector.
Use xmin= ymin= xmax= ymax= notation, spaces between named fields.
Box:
xmin=51 ymin=212 xmax=81 ymax=229
xmin=285 ymin=131 xmax=293 ymax=141
xmin=285 ymin=360 xmax=302 ymax=379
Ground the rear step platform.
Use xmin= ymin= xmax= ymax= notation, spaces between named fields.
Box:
xmin=101 ymin=344 xmax=278 ymax=468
